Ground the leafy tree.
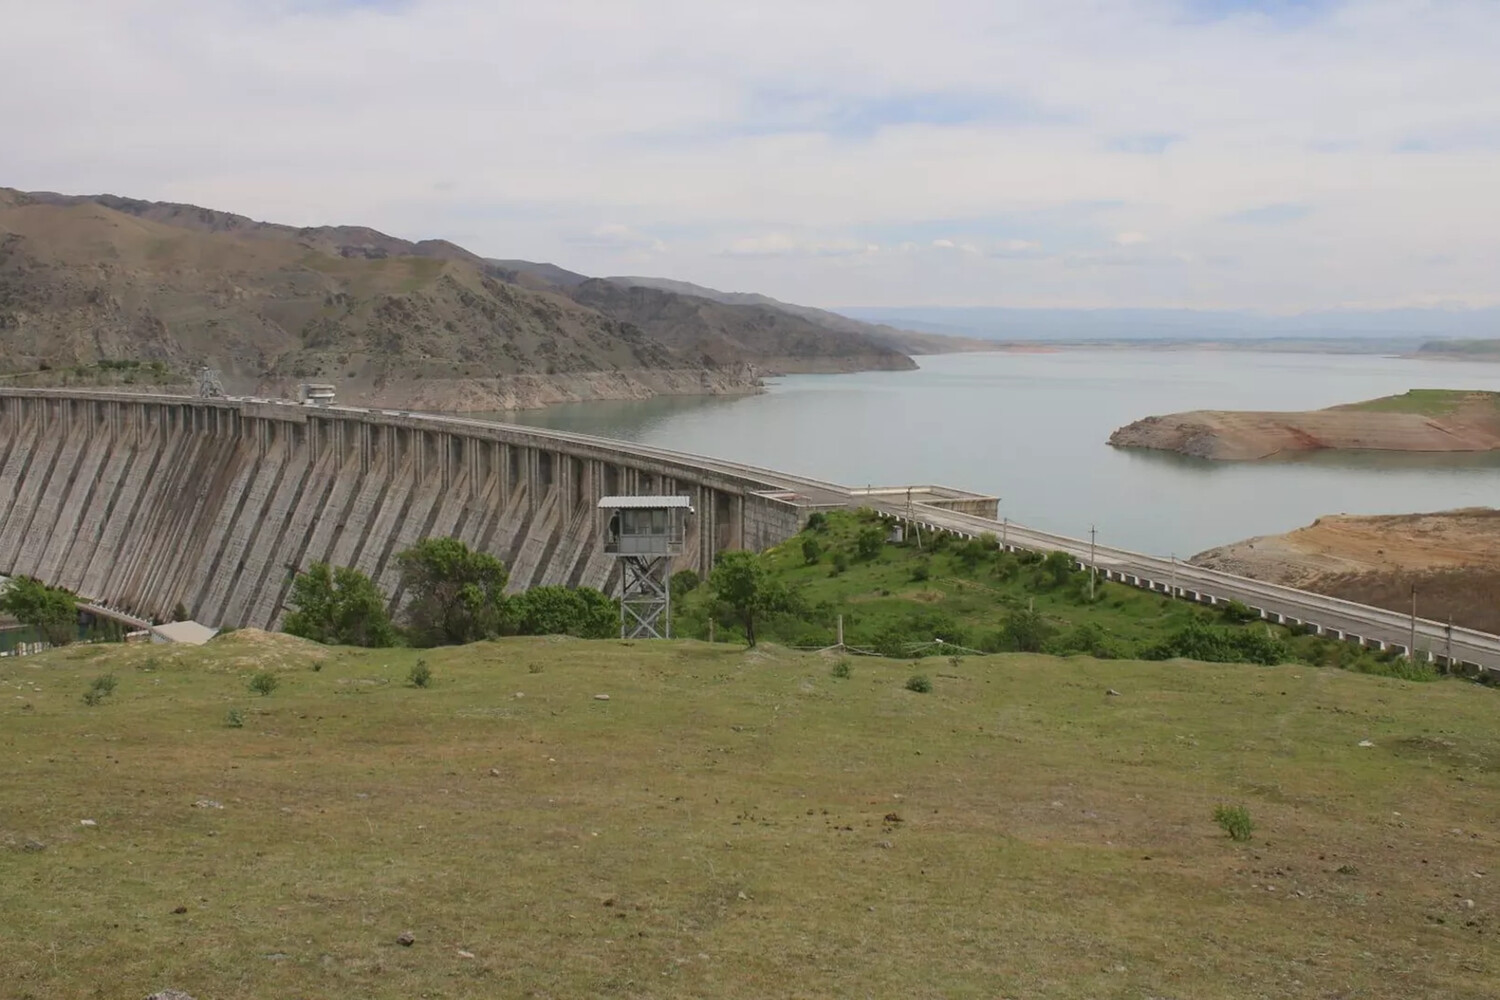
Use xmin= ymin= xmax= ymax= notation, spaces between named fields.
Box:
xmin=283 ymin=562 xmax=397 ymax=647
xmin=855 ymin=525 xmax=886 ymax=561
xmin=670 ymin=569 xmax=701 ymax=597
xmin=708 ymin=550 xmax=793 ymax=647
xmin=804 ymin=512 xmax=829 ymax=533
xmin=1000 ymin=607 xmax=1053 ymax=653
xmin=510 ymin=586 xmax=618 ymax=639
xmin=396 ymin=538 xmax=509 ymax=647
xmin=1041 ymin=550 xmax=1076 ymax=587
xmin=801 ymin=536 xmax=822 ymax=565
xmin=0 ymin=576 xmax=78 ymax=645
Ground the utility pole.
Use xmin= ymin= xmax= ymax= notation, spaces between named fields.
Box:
xmin=1170 ymin=554 xmax=1177 ymax=599
xmin=1445 ymin=616 xmax=1454 ymax=673
xmin=1001 ymin=517 xmax=1008 ymax=549
xmin=1409 ymin=583 xmax=1418 ymax=662
xmin=1088 ymin=524 xmax=1097 ymax=601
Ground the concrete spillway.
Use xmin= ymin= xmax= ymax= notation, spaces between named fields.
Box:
xmin=0 ymin=390 xmax=907 ymax=629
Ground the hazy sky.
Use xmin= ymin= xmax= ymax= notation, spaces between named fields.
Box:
xmin=3 ymin=0 xmax=1497 ymax=310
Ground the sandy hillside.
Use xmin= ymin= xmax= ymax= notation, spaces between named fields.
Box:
xmin=1193 ymin=507 xmax=1500 ymax=633
xmin=1110 ymin=389 xmax=1500 ymax=460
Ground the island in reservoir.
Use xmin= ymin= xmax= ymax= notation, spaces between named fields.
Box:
xmin=1108 ymin=389 xmax=1500 ymax=460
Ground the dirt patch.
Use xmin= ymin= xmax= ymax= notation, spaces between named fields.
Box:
xmin=207 ymin=628 xmax=331 ymax=670
xmin=1193 ymin=508 xmax=1500 ymax=632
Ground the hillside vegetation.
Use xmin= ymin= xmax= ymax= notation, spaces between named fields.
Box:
xmin=2 ymin=632 xmax=1495 ymax=999
xmin=672 ymin=511 xmax=1439 ymax=678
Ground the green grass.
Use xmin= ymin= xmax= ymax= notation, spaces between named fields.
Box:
xmin=674 ymin=511 xmax=1420 ymax=676
xmin=2 ymin=633 xmax=1496 ymax=998
xmin=1340 ymin=389 xmax=1500 ymax=416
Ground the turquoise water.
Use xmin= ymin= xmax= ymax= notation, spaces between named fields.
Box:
xmin=490 ymin=350 xmax=1500 ymax=557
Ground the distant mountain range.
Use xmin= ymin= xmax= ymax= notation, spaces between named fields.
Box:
xmin=0 ymin=189 xmax=976 ymax=410
xmin=838 ymin=306 xmax=1500 ymax=345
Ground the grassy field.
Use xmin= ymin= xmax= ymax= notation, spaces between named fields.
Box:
xmin=2 ymin=632 xmax=1497 ymax=999
xmin=1340 ymin=389 xmax=1500 ymax=416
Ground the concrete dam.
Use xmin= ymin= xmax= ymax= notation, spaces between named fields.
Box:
xmin=0 ymin=389 xmax=990 ymax=630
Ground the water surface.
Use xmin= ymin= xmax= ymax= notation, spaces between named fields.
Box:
xmin=486 ymin=350 xmax=1500 ymax=556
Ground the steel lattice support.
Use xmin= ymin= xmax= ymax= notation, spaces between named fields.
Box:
xmin=619 ymin=555 xmax=672 ymax=639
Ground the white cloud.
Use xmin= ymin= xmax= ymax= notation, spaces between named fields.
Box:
xmin=0 ymin=0 xmax=1496 ymax=308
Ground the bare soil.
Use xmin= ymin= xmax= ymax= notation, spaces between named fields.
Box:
xmin=1193 ymin=508 xmax=1500 ymax=633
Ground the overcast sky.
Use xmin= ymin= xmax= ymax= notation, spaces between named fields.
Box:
xmin=2 ymin=0 xmax=1497 ymax=311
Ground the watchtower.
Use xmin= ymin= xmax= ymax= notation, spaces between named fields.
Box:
xmin=599 ymin=495 xmax=693 ymax=639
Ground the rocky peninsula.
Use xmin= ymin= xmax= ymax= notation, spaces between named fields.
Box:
xmin=1109 ymin=389 xmax=1500 ymax=460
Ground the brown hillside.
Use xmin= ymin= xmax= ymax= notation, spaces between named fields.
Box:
xmin=0 ymin=188 xmax=752 ymax=409
xmin=1192 ymin=508 xmax=1500 ymax=634
xmin=568 ymin=278 xmax=917 ymax=374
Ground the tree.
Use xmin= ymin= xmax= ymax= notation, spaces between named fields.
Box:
xmin=708 ymin=550 xmax=793 ymax=647
xmin=1041 ymin=550 xmax=1076 ymax=587
xmin=0 ymin=577 xmax=77 ymax=645
xmin=801 ymin=536 xmax=822 ymax=565
xmin=396 ymin=538 xmax=509 ymax=647
xmin=510 ymin=586 xmax=618 ymax=639
xmin=0 ymin=576 xmax=78 ymax=646
xmin=1001 ymin=607 xmax=1053 ymax=653
xmin=855 ymin=525 xmax=886 ymax=561
xmin=283 ymin=562 xmax=397 ymax=647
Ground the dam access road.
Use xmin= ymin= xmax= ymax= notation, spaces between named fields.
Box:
xmin=0 ymin=388 xmax=1495 ymax=675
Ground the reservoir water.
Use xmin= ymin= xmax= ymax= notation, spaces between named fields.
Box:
xmin=493 ymin=350 xmax=1500 ymax=557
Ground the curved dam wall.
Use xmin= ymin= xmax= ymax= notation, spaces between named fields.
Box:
xmin=0 ymin=390 xmax=838 ymax=630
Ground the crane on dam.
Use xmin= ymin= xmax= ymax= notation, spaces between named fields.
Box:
xmin=599 ymin=495 xmax=693 ymax=640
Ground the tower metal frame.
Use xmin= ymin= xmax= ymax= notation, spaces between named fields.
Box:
xmin=619 ymin=554 xmax=672 ymax=640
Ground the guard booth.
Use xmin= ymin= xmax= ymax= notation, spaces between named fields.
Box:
xmin=599 ymin=495 xmax=693 ymax=639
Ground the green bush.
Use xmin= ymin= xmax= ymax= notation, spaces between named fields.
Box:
xmin=1213 ymin=804 xmax=1254 ymax=841
xmin=82 ymin=673 xmax=117 ymax=706
xmin=408 ymin=659 xmax=433 ymax=688
xmin=225 ymin=707 xmax=245 ymax=728
xmin=1219 ymin=600 xmax=1260 ymax=624
xmin=670 ymin=569 xmax=701 ymax=596
xmin=1000 ymin=608 xmax=1053 ymax=653
xmin=905 ymin=674 xmax=932 ymax=694
xmin=805 ymin=512 xmax=828 ymax=533
xmin=283 ymin=562 xmax=397 ymax=648
xmin=830 ymin=659 xmax=853 ymax=680
xmin=1145 ymin=621 xmax=1289 ymax=666
xmin=1040 ymin=550 xmax=1076 ymax=588
xmin=509 ymin=586 xmax=617 ymax=638
xmin=830 ymin=552 xmax=848 ymax=576
xmin=801 ymin=537 xmax=822 ymax=566
xmin=909 ymin=559 xmax=931 ymax=583
xmin=248 ymin=671 xmax=279 ymax=697
xmin=855 ymin=525 xmax=886 ymax=561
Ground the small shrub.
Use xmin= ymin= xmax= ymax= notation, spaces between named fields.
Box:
xmin=905 ymin=674 xmax=932 ymax=694
xmin=83 ymin=673 xmax=118 ymax=705
xmin=1213 ymin=804 xmax=1254 ymax=841
xmin=527 ymin=662 xmax=544 ymax=674
xmin=830 ymin=659 xmax=853 ymax=680
xmin=670 ymin=569 xmax=701 ymax=596
xmin=855 ymin=526 xmax=886 ymax=561
xmin=408 ymin=659 xmax=433 ymax=688
xmin=225 ymin=707 xmax=245 ymax=728
xmin=910 ymin=560 xmax=931 ymax=583
xmin=801 ymin=536 xmax=822 ymax=566
xmin=138 ymin=655 xmax=159 ymax=672
xmin=829 ymin=552 xmax=849 ymax=576
xmin=805 ymin=512 xmax=828 ymax=533
xmin=248 ymin=671 xmax=279 ymax=697
xmin=1219 ymin=599 xmax=1259 ymax=624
